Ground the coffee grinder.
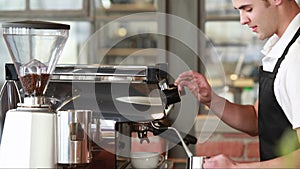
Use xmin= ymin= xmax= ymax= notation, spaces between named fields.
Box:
xmin=0 ymin=20 xmax=70 ymax=168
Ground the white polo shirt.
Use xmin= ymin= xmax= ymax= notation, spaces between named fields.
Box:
xmin=261 ymin=13 xmax=300 ymax=129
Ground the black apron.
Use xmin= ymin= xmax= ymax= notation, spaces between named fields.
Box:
xmin=258 ymin=27 xmax=300 ymax=161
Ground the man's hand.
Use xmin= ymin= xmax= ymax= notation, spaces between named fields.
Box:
xmin=175 ymin=70 xmax=213 ymax=106
xmin=203 ymin=154 xmax=238 ymax=169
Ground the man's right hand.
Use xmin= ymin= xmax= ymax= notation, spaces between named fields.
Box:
xmin=174 ymin=70 xmax=213 ymax=106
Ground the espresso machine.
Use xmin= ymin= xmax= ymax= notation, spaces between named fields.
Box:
xmin=0 ymin=21 xmax=200 ymax=168
xmin=1 ymin=62 xmax=199 ymax=168
xmin=0 ymin=20 xmax=70 ymax=168
xmin=47 ymin=64 xmax=197 ymax=168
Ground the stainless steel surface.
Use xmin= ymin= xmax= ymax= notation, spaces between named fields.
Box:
xmin=47 ymin=64 xmax=168 ymax=123
xmin=48 ymin=81 xmax=165 ymax=122
xmin=55 ymin=94 xmax=80 ymax=111
xmin=51 ymin=65 xmax=149 ymax=82
xmin=187 ymin=156 xmax=204 ymax=169
xmin=57 ymin=110 xmax=92 ymax=165
xmin=20 ymin=97 xmax=49 ymax=108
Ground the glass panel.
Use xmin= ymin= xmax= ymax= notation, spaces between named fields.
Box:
xmin=30 ymin=0 xmax=83 ymax=10
xmin=206 ymin=22 xmax=253 ymax=44
xmin=57 ymin=21 xmax=92 ymax=64
xmin=96 ymin=0 xmax=157 ymax=11
xmin=109 ymin=0 xmax=154 ymax=4
xmin=93 ymin=18 xmax=159 ymax=65
xmin=205 ymin=21 xmax=264 ymax=78
xmin=205 ymin=21 xmax=265 ymax=104
xmin=205 ymin=0 xmax=238 ymax=16
xmin=95 ymin=0 xmax=160 ymax=66
xmin=0 ymin=0 xmax=25 ymax=10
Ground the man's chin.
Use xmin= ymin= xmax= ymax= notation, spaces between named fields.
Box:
xmin=256 ymin=34 xmax=268 ymax=41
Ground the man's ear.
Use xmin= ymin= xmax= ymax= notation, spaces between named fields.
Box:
xmin=274 ymin=0 xmax=283 ymax=6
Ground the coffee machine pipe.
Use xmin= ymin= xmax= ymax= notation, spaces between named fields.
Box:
xmin=150 ymin=122 xmax=205 ymax=169
xmin=150 ymin=122 xmax=193 ymax=158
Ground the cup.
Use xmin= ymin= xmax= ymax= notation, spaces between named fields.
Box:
xmin=130 ymin=152 xmax=164 ymax=169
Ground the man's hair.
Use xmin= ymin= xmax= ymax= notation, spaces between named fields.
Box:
xmin=262 ymin=0 xmax=271 ymax=7
xmin=263 ymin=0 xmax=295 ymax=7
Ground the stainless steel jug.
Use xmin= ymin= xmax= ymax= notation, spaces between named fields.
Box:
xmin=57 ymin=110 xmax=92 ymax=165
xmin=0 ymin=64 xmax=21 ymax=143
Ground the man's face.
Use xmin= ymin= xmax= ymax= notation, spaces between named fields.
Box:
xmin=232 ymin=0 xmax=278 ymax=40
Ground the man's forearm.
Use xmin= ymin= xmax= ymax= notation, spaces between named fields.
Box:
xmin=237 ymin=149 xmax=300 ymax=168
xmin=208 ymin=92 xmax=258 ymax=136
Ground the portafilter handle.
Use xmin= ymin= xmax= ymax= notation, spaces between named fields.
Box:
xmin=161 ymin=86 xmax=181 ymax=106
xmin=159 ymin=79 xmax=182 ymax=106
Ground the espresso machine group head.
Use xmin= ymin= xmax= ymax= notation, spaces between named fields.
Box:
xmin=0 ymin=20 xmax=70 ymax=168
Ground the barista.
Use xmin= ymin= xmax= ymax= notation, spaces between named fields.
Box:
xmin=175 ymin=0 xmax=300 ymax=168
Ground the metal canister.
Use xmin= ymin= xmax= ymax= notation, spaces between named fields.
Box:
xmin=0 ymin=64 xmax=21 ymax=143
xmin=57 ymin=110 xmax=92 ymax=165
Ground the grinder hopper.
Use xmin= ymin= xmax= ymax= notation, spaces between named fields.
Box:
xmin=2 ymin=20 xmax=70 ymax=106
xmin=0 ymin=21 xmax=70 ymax=168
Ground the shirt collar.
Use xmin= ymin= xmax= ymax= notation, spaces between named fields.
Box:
xmin=261 ymin=13 xmax=300 ymax=58
xmin=261 ymin=34 xmax=279 ymax=55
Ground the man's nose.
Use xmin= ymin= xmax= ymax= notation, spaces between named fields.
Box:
xmin=240 ymin=12 xmax=250 ymax=25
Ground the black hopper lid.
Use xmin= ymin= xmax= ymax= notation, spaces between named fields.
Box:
xmin=2 ymin=20 xmax=70 ymax=30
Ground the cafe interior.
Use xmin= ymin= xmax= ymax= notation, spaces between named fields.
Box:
xmin=0 ymin=0 xmax=281 ymax=168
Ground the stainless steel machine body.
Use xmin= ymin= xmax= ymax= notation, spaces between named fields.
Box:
xmin=0 ymin=62 xmax=203 ymax=168
xmin=1 ymin=63 xmax=188 ymax=168
xmin=48 ymin=64 xmax=172 ymax=168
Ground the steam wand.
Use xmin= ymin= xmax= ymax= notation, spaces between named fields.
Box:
xmin=150 ymin=122 xmax=205 ymax=169
xmin=150 ymin=122 xmax=193 ymax=158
